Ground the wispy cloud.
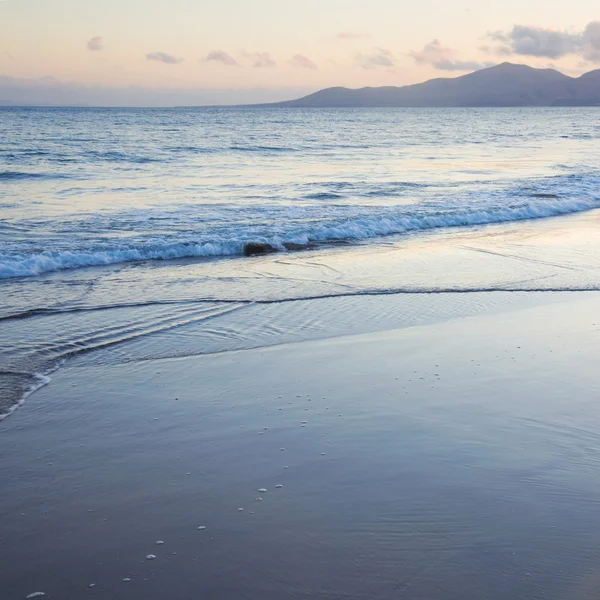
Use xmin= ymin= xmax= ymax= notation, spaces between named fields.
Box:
xmin=337 ymin=32 xmax=370 ymax=40
xmin=87 ymin=36 xmax=104 ymax=52
xmin=205 ymin=51 xmax=239 ymax=66
xmin=289 ymin=54 xmax=317 ymax=70
xmin=485 ymin=21 xmax=600 ymax=63
xmin=410 ymin=39 xmax=493 ymax=71
xmin=244 ymin=52 xmax=276 ymax=68
xmin=356 ymin=48 xmax=394 ymax=69
xmin=146 ymin=51 xmax=183 ymax=65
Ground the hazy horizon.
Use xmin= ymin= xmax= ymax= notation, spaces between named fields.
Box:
xmin=2 ymin=62 xmax=600 ymax=108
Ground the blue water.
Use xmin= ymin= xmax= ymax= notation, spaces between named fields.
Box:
xmin=2 ymin=107 xmax=600 ymax=278
xmin=1 ymin=106 xmax=600 ymax=419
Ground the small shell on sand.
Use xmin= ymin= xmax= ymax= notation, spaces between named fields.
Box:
xmin=146 ymin=554 xmax=157 ymax=560
xmin=26 ymin=594 xmax=46 ymax=599
xmin=198 ymin=525 xmax=207 ymax=530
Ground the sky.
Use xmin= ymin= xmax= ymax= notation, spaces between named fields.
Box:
xmin=0 ymin=0 xmax=599 ymax=105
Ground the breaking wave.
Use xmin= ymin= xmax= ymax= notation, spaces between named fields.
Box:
xmin=1 ymin=194 xmax=599 ymax=279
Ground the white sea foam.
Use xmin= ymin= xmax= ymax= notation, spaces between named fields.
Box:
xmin=0 ymin=372 xmax=51 ymax=422
xmin=1 ymin=194 xmax=599 ymax=279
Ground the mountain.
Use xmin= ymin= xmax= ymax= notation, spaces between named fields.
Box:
xmin=264 ymin=63 xmax=600 ymax=108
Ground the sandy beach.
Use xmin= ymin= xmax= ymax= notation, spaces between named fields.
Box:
xmin=3 ymin=289 xmax=600 ymax=600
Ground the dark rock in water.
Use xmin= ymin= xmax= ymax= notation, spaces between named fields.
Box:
xmin=243 ymin=243 xmax=278 ymax=256
xmin=243 ymin=239 xmax=347 ymax=257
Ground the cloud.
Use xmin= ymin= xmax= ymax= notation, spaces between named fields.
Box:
xmin=356 ymin=48 xmax=394 ymax=69
xmin=487 ymin=27 xmax=579 ymax=59
xmin=486 ymin=21 xmax=600 ymax=63
xmin=87 ymin=36 xmax=104 ymax=52
xmin=289 ymin=54 xmax=317 ymax=70
xmin=583 ymin=21 xmax=600 ymax=62
xmin=337 ymin=32 xmax=370 ymax=40
xmin=244 ymin=52 xmax=276 ymax=68
xmin=146 ymin=51 xmax=183 ymax=65
xmin=205 ymin=51 xmax=239 ymax=66
xmin=410 ymin=39 xmax=492 ymax=71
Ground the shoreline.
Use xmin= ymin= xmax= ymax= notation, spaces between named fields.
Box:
xmin=0 ymin=288 xmax=590 ymax=422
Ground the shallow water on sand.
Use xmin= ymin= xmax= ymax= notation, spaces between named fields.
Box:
xmin=2 ymin=293 xmax=600 ymax=599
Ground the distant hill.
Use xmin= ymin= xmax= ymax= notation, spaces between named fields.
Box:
xmin=262 ymin=63 xmax=600 ymax=108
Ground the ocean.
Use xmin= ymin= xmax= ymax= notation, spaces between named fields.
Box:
xmin=1 ymin=106 xmax=600 ymax=418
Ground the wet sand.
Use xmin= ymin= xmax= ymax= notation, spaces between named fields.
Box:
xmin=2 ymin=292 xmax=600 ymax=599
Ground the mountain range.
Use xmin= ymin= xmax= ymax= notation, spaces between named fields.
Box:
xmin=264 ymin=63 xmax=600 ymax=108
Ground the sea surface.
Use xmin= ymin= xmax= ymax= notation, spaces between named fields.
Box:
xmin=1 ymin=106 xmax=600 ymax=418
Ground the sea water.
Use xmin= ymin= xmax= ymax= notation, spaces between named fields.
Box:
xmin=1 ymin=106 xmax=600 ymax=417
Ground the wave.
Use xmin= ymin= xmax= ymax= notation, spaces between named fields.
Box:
xmin=229 ymin=145 xmax=296 ymax=152
xmin=1 ymin=150 xmax=51 ymax=159
xmin=85 ymin=151 xmax=162 ymax=164
xmin=166 ymin=145 xmax=217 ymax=154
xmin=1 ymin=195 xmax=599 ymax=279
xmin=0 ymin=371 xmax=51 ymax=422
xmin=305 ymin=192 xmax=346 ymax=200
xmin=0 ymin=171 xmax=56 ymax=181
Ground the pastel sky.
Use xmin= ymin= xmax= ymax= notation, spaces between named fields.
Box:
xmin=1 ymin=0 xmax=599 ymax=105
